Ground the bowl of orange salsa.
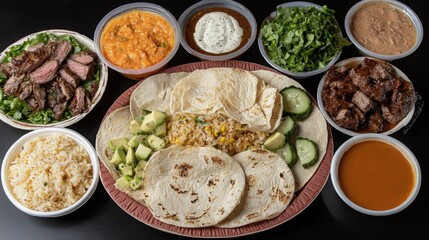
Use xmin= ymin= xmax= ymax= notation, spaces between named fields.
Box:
xmin=330 ymin=133 xmax=421 ymax=216
xmin=94 ymin=3 xmax=180 ymax=80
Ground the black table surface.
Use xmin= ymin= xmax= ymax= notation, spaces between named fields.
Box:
xmin=0 ymin=0 xmax=427 ymax=239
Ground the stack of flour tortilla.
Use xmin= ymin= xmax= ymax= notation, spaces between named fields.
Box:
xmin=96 ymin=68 xmax=328 ymax=228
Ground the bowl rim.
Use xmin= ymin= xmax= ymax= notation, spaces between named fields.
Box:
xmin=0 ymin=29 xmax=108 ymax=130
xmin=330 ymin=133 xmax=421 ymax=216
xmin=316 ymin=56 xmax=415 ymax=136
xmin=1 ymin=127 xmax=99 ymax=217
xmin=258 ymin=1 xmax=343 ymax=79
xmin=93 ymin=2 xmax=181 ymax=75
xmin=344 ymin=0 xmax=424 ymax=61
xmin=178 ymin=0 xmax=257 ymax=61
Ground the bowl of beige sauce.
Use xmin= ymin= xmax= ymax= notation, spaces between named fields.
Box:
xmin=345 ymin=0 xmax=423 ymax=61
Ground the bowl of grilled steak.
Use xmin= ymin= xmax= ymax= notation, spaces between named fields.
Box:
xmin=0 ymin=29 xmax=108 ymax=130
xmin=317 ymin=57 xmax=416 ymax=136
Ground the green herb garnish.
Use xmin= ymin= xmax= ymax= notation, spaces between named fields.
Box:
xmin=260 ymin=5 xmax=351 ymax=72
xmin=195 ymin=117 xmax=205 ymax=125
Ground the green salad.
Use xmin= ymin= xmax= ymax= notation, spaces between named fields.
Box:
xmin=0 ymin=32 xmax=101 ymax=124
xmin=260 ymin=5 xmax=351 ymax=72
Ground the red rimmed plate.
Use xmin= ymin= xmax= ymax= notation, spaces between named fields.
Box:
xmin=99 ymin=60 xmax=333 ymax=238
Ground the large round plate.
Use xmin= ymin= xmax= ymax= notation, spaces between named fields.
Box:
xmin=99 ymin=60 xmax=333 ymax=238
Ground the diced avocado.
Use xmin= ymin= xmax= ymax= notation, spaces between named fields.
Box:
xmin=118 ymin=163 xmax=133 ymax=176
xmin=140 ymin=109 xmax=152 ymax=120
xmin=154 ymin=122 xmax=167 ymax=137
xmin=263 ymin=132 xmax=286 ymax=150
xmin=110 ymin=148 xmax=126 ymax=166
xmin=129 ymin=120 xmax=142 ymax=135
xmin=115 ymin=176 xmax=131 ymax=189
xmin=151 ymin=110 xmax=167 ymax=126
xmin=147 ymin=134 xmax=166 ymax=151
xmin=140 ymin=115 xmax=157 ymax=134
xmin=135 ymin=143 xmax=152 ymax=161
xmin=128 ymin=135 xmax=145 ymax=149
xmin=130 ymin=177 xmax=143 ymax=190
xmin=134 ymin=160 xmax=147 ymax=179
xmin=108 ymin=137 xmax=129 ymax=151
xmin=125 ymin=147 xmax=136 ymax=167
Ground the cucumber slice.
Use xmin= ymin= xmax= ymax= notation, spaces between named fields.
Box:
xmin=296 ymin=137 xmax=319 ymax=169
xmin=280 ymin=86 xmax=312 ymax=120
xmin=276 ymin=142 xmax=297 ymax=167
xmin=276 ymin=116 xmax=296 ymax=138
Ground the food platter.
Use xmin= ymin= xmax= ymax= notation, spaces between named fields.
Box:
xmin=99 ymin=60 xmax=333 ymax=238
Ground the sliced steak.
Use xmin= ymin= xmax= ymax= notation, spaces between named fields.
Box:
xmin=86 ymin=80 xmax=99 ymax=98
xmin=0 ymin=62 xmax=18 ymax=78
xmin=52 ymin=40 xmax=72 ymax=63
xmin=57 ymin=78 xmax=75 ymax=101
xmin=30 ymin=84 xmax=46 ymax=112
xmin=3 ymin=74 xmax=25 ymax=96
xmin=352 ymin=90 xmax=373 ymax=113
xmin=18 ymin=81 xmax=33 ymax=100
xmin=13 ymin=46 xmax=50 ymax=74
xmin=29 ymin=60 xmax=59 ymax=84
xmin=69 ymin=86 xmax=86 ymax=116
xmin=52 ymin=101 xmax=67 ymax=120
xmin=70 ymin=50 xmax=97 ymax=65
xmin=59 ymin=66 xmax=80 ymax=88
xmin=66 ymin=59 xmax=94 ymax=80
xmin=335 ymin=109 xmax=359 ymax=130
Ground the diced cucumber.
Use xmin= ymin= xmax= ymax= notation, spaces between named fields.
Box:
xmin=280 ymin=86 xmax=312 ymax=120
xmin=135 ymin=143 xmax=152 ymax=161
xmin=108 ymin=137 xmax=129 ymax=151
xmin=263 ymin=132 xmax=286 ymax=150
xmin=276 ymin=116 xmax=296 ymax=138
xmin=128 ymin=135 xmax=146 ymax=149
xmin=154 ymin=122 xmax=167 ymax=137
xmin=129 ymin=120 xmax=142 ymax=135
xmin=296 ymin=137 xmax=319 ymax=169
xmin=276 ymin=142 xmax=297 ymax=167
xmin=110 ymin=148 xmax=126 ymax=166
xmin=147 ymin=135 xmax=166 ymax=151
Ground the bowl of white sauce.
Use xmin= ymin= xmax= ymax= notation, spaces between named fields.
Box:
xmin=178 ymin=0 xmax=257 ymax=61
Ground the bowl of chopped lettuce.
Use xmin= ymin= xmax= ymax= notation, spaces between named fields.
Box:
xmin=258 ymin=2 xmax=351 ymax=79
xmin=0 ymin=29 xmax=108 ymax=130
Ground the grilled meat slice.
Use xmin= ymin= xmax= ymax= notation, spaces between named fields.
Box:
xmin=0 ymin=62 xmax=18 ymax=78
xmin=3 ymin=74 xmax=25 ymax=96
xmin=18 ymin=81 xmax=33 ymax=100
xmin=352 ymin=90 xmax=373 ymax=113
xmin=335 ymin=108 xmax=359 ymax=130
xmin=29 ymin=60 xmax=59 ymax=84
xmin=370 ymin=62 xmax=395 ymax=81
xmin=52 ymin=40 xmax=72 ymax=63
xmin=70 ymin=50 xmax=97 ymax=65
xmin=86 ymin=80 xmax=99 ymax=98
xmin=57 ymin=78 xmax=75 ymax=101
xmin=368 ymin=112 xmax=384 ymax=133
xmin=66 ymin=59 xmax=94 ymax=80
xmin=52 ymin=101 xmax=67 ymax=120
xmin=59 ymin=66 xmax=80 ymax=88
xmin=12 ymin=45 xmax=50 ymax=74
xmin=69 ymin=86 xmax=86 ymax=116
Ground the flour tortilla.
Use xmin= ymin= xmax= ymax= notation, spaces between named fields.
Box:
xmin=95 ymin=106 xmax=146 ymax=204
xmin=130 ymin=72 xmax=189 ymax=118
xmin=252 ymin=70 xmax=328 ymax=191
xmin=217 ymin=149 xmax=295 ymax=228
xmin=142 ymin=146 xmax=246 ymax=228
xmin=170 ymin=68 xmax=281 ymax=132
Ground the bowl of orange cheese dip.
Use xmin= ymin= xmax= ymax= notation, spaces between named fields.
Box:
xmin=94 ymin=3 xmax=180 ymax=80
xmin=331 ymin=133 xmax=421 ymax=216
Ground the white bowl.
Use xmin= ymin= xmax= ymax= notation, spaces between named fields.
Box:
xmin=94 ymin=2 xmax=180 ymax=80
xmin=344 ymin=0 xmax=423 ymax=61
xmin=258 ymin=1 xmax=343 ymax=79
xmin=1 ymin=128 xmax=99 ymax=217
xmin=317 ymin=57 xmax=415 ymax=136
xmin=0 ymin=29 xmax=108 ymax=130
xmin=330 ymin=133 xmax=421 ymax=216
xmin=178 ymin=0 xmax=257 ymax=61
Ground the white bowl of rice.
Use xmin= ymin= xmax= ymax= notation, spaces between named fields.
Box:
xmin=1 ymin=128 xmax=99 ymax=217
